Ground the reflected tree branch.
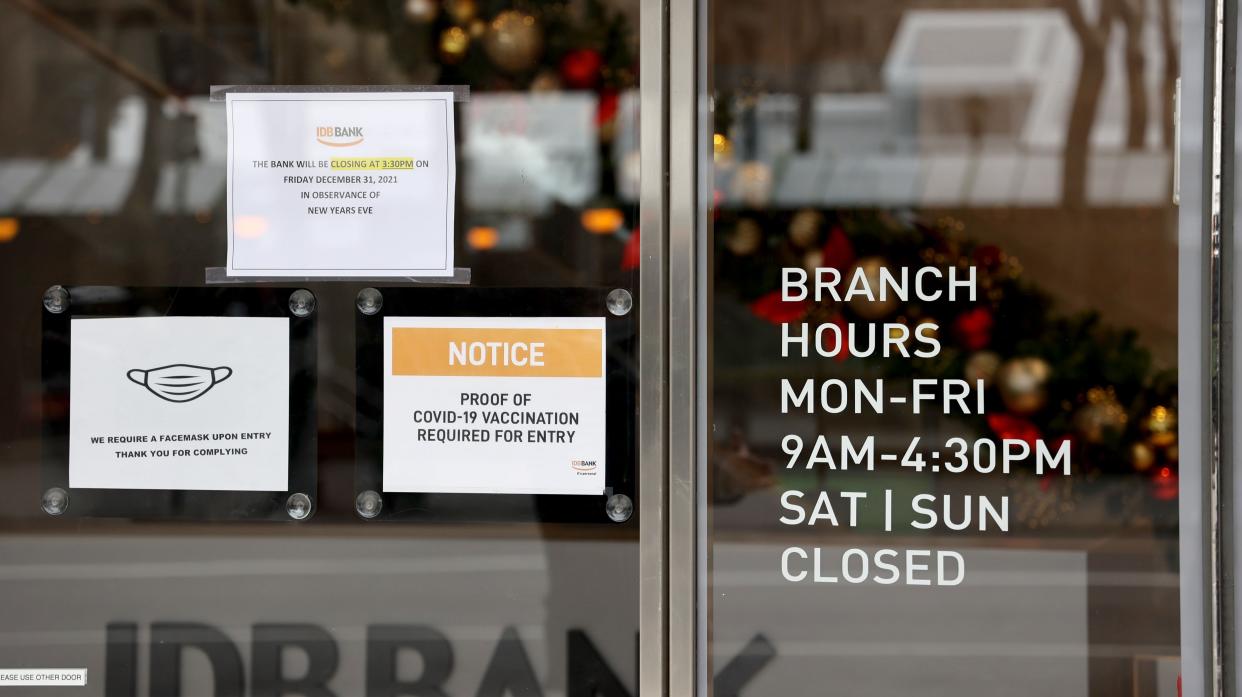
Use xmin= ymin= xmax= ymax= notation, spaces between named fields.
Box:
xmin=5 ymin=0 xmax=181 ymax=103
xmin=1060 ymin=0 xmax=1119 ymax=207
xmin=1158 ymin=0 xmax=1178 ymax=151
xmin=1118 ymin=0 xmax=1148 ymax=149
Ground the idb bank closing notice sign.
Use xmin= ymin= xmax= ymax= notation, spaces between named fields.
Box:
xmin=383 ymin=317 xmax=606 ymax=495
xmin=226 ymin=91 xmax=456 ymax=277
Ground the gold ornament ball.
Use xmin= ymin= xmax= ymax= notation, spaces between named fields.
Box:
xmin=1142 ymin=406 xmax=1177 ymax=448
xmin=914 ymin=318 xmax=939 ymax=343
xmin=726 ymin=219 xmax=763 ymax=256
xmin=1072 ymin=387 xmax=1128 ymax=443
xmin=404 ymin=0 xmax=438 ymax=23
xmin=712 ymin=133 xmax=733 ymax=164
xmin=446 ymin=0 xmax=477 ymax=24
xmin=439 ymin=26 xmax=470 ymax=64
xmin=886 ymin=321 xmax=909 ymax=347
xmin=529 ymin=69 xmax=562 ymax=92
xmin=964 ymin=351 xmax=1002 ymax=387
xmin=788 ymin=209 xmax=823 ymax=248
xmin=995 ymin=357 xmax=1051 ymax=415
xmin=484 ymin=11 xmax=543 ymax=73
xmin=1130 ymin=442 xmax=1156 ymax=472
xmin=846 ymin=257 xmax=899 ymax=320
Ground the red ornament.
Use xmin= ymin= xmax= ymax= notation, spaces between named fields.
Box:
xmin=953 ymin=306 xmax=994 ymax=351
xmin=819 ymin=226 xmax=855 ymax=272
xmin=818 ymin=313 xmax=850 ymax=362
xmin=973 ymin=244 xmax=1003 ymax=269
xmin=750 ymin=291 xmax=808 ymax=324
xmin=986 ymin=412 xmax=1041 ymax=446
xmin=621 ymin=228 xmax=640 ymax=271
xmin=596 ymin=90 xmax=619 ymax=127
xmin=1152 ymin=465 xmax=1178 ymax=501
xmin=560 ymin=48 xmax=603 ymax=89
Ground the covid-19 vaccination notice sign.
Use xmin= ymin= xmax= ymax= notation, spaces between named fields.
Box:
xmin=382 ymin=316 xmax=607 ymax=496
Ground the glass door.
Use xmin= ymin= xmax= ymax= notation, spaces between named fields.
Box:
xmin=0 ymin=2 xmax=644 ymax=695
xmin=696 ymin=1 xmax=1193 ymax=695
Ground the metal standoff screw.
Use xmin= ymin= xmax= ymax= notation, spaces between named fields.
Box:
xmin=285 ymin=492 xmax=313 ymax=520
xmin=356 ymin=288 xmax=384 ymax=316
xmin=42 ymin=285 xmax=69 ymax=314
xmin=288 ymin=289 xmax=316 ymax=317
xmin=605 ymin=493 xmax=633 ymax=523
xmin=41 ymin=487 xmax=69 ymax=516
xmin=606 ymin=288 xmax=633 ymax=316
xmin=355 ymin=490 xmax=383 ymax=519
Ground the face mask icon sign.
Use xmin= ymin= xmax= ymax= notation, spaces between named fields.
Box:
xmin=127 ymin=364 xmax=233 ymax=403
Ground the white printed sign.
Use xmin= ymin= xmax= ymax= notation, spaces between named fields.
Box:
xmin=383 ymin=316 xmax=606 ymax=495
xmin=226 ymin=91 xmax=456 ymax=277
xmin=69 ymin=316 xmax=290 ymax=491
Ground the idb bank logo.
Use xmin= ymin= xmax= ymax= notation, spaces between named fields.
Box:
xmin=315 ymin=126 xmax=364 ymax=147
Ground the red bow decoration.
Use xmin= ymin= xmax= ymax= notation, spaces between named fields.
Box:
xmin=986 ymin=412 xmax=1041 ymax=446
xmin=954 ymin=306 xmax=994 ymax=351
xmin=750 ymin=291 xmax=809 ymax=324
xmin=621 ymin=229 xmax=641 ymax=271
xmin=820 ymin=226 xmax=855 ymax=271
xmin=818 ymin=313 xmax=851 ymax=362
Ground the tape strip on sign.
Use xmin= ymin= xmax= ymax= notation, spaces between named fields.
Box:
xmin=391 ymin=327 xmax=603 ymax=378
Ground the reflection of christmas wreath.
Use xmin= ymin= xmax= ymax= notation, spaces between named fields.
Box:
xmin=290 ymin=0 xmax=635 ymax=112
xmin=291 ymin=0 xmax=636 ymax=204
xmin=722 ymin=209 xmax=1177 ymax=530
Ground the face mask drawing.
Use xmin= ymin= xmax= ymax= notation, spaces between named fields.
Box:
xmin=127 ymin=365 xmax=232 ymax=403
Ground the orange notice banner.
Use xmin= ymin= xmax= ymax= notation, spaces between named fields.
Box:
xmin=391 ymin=327 xmax=603 ymax=378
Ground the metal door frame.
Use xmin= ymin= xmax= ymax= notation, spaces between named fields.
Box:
xmin=637 ymin=0 xmax=705 ymax=693
xmin=641 ymin=1 xmax=1226 ymax=696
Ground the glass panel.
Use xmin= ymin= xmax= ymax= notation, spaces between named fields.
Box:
xmin=704 ymin=2 xmax=1184 ymax=695
xmin=0 ymin=1 xmax=640 ymax=694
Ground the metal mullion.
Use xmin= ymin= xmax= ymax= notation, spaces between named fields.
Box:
xmin=668 ymin=0 xmax=700 ymax=693
xmin=1180 ymin=0 xmax=1220 ymax=695
xmin=1211 ymin=0 xmax=1233 ymax=694
xmin=638 ymin=0 xmax=670 ymax=693
xmin=696 ymin=0 xmax=714 ymax=693
xmin=1221 ymin=0 xmax=1241 ymax=692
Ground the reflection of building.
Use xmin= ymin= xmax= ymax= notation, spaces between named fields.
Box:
xmin=711 ymin=0 xmax=1085 ymax=94
xmin=0 ymin=97 xmax=222 ymax=217
xmin=0 ymin=92 xmax=610 ymax=221
xmin=716 ymin=7 xmax=1176 ymax=209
